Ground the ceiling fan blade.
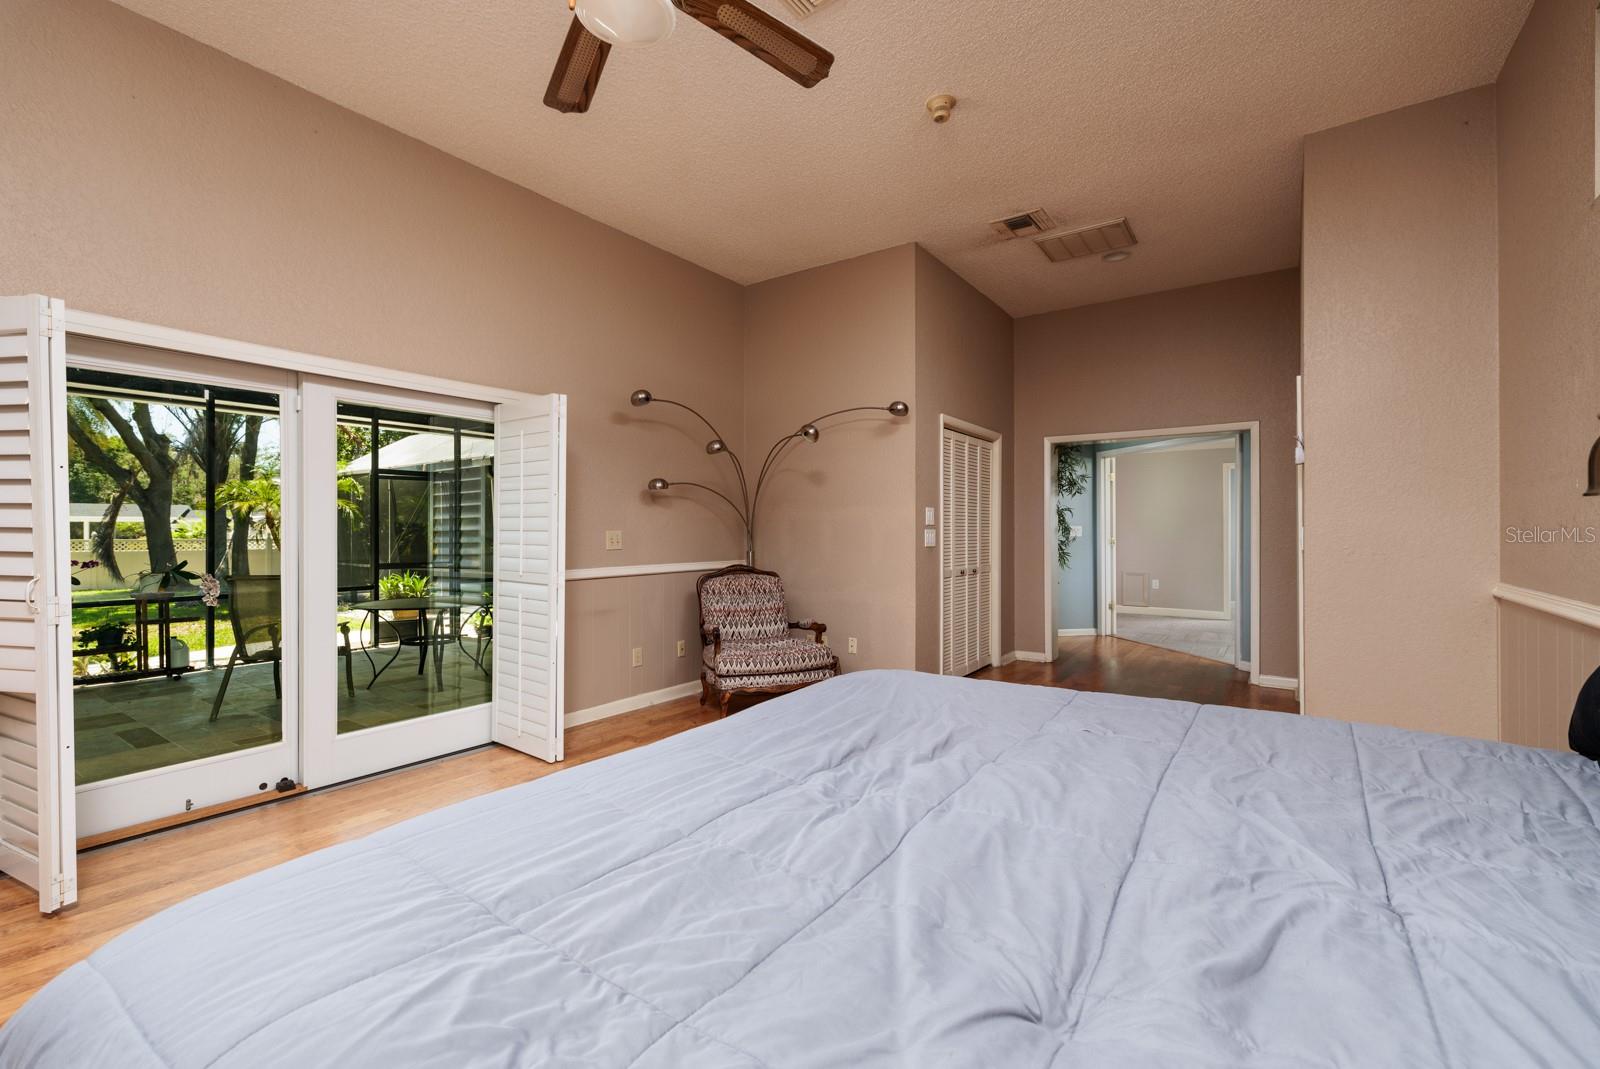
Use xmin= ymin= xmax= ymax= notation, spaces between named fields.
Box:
xmin=544 ymin=16 xmax=612 ymax=113
xmin=674 ymin=0 xmax=834 ymax=89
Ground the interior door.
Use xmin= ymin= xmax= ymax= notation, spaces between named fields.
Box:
xmin=300 ymin=378 xmax=503 ymax=786
xmin=491 ymin=394 xmax=566 ymax=762
xmin=0 ymin=296 xmax=75 ymax=912
xmin=940 ymin=427 xmax=993 ymax=676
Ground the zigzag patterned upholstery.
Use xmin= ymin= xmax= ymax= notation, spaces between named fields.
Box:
xmin=698 ymin=566 xmax=838 ymax=708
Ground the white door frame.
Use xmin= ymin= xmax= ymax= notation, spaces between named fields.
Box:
xmin=938 ymin=415 xmax=1002 ymax=676
xmin=1096 ymin=453 xmax=1117 ymax=637
xmin=64 ymin=340 xmax=303 ymax=837
xmin=50 ymin=308 xmax=557 ymax=837
xmin=298 ymin=376 xmax=498 ymax=788
xmin=1224 ymin=459 xmax=1241 ymax=660
xmin=1042 ymin=422 xmax=1262 ymax=684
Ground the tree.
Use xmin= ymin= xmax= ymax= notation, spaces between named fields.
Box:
xmin=66 ymin=397 xmax=183 ymax=577
xmin=217 ymin=461 xmax=361 ymax=550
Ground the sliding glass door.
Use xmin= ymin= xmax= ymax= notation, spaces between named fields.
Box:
xmin=300 ymin=379 xmax=496 ymax=786
xmin=66 ymin=343 xmax=299 ymax=837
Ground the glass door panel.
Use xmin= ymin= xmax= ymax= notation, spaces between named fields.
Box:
xmin=67 ymin=369 xmax=285 ymax=783
xmin=301 ymin=380 xmax=494 ymax=787
xmin=63 ymin=343 xmax=298 ymax=838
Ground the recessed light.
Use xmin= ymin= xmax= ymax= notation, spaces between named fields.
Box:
xmin=1102 ymin=250 xmax=1132 ymax=263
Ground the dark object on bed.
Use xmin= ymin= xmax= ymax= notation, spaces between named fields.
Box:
xmin=697 ymin=564 xmax=838 ymax=715
xmin=1570 ymin=663 xmax=1600 ymax=760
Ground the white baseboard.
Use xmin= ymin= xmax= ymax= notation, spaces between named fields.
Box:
xmin=996 ymin=651 xmax=1017 ymax=667
xmin=1009 ymin=650 xmax=1053 ymax=663
xmin=1117 ymin=606 xmax=1229 ymax=621
xmin=1234 ymin=659 xmax=1254 ymax=673
xmin=1056 ymin=627 xmax=1097 ymax=637
xmin=565 ymin=679 xmax=700 ymax=728
xmin=1256 ymin=674 xmax=1298 ymax=692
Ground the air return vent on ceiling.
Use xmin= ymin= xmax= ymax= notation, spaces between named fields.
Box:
xmin=781 ymin=0 xmax=835 ymax=16
xmin=989 ymin=209 xmax=1056 ymax=240
xmin=1034 ymin=217 xmax=1138 ymax=262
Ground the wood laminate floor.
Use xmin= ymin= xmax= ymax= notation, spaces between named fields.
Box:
xmin=0 ymin=640 xmax=1294 ymax=1024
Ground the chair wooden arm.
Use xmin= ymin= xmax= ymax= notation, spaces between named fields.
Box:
xmin=789 ymin=620 xmax=826 ymax=644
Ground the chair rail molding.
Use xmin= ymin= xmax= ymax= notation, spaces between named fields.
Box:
xmin=1492 ymin=583 xmax=1600 ymax=630
xmin=565 ymin=559 xmax=742 ymax=582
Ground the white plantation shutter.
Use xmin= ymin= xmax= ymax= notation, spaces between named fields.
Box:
xmin=492 ymin=394 xmax=567 ymax=762
xmin=0 ymin=296 xmax=75 ymax=913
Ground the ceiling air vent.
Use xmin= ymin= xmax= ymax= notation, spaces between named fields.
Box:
xmin=989 ymin=209 xmax=1056 ymax=240
xmin=1034 ymin=217 xmax=1138 ymax=262
xmin=781 ymin=0 xmax=836 ymax=16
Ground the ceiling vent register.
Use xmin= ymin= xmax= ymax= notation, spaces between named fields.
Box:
xmin=781 ymin=0 xmax=836 ymax=16
xmin=1034 ymin=218 xmax=1138 ymax=262
xmin=989 ymin=209 xmax=1056 ymax=240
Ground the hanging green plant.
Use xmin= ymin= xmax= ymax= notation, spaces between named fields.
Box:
xmin=1053 ymin=443 xmax=1089 ymax=570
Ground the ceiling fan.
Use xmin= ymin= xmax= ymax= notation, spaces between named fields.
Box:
xmin=545 ymin=0 xmax=834 ymax=114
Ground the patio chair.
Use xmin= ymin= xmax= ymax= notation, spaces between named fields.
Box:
xmin=697 ymin=565 xmax=838 ymax=715
xmin=209 ymin=576 xmax=354 ymax=721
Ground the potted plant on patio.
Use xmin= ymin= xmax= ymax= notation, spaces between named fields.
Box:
xmin=377 ymin=570 xmax=430 ymax=644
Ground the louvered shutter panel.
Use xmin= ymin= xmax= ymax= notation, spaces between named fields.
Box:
xmin=0 ymin=296 xmax=75 ymax=913
xmin=492 ymin=394 xmax=567 ymax=762
xmin=975 ymin=439 xmax=992 ymax=667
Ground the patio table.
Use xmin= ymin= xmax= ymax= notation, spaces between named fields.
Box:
xmin=347 ymin=596 xmax=486 ymax=691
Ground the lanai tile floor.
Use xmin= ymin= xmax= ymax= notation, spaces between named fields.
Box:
xmin=73 ymin=646 xmax=493 ymax=785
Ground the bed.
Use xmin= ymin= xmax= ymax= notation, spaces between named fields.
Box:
xmin=4 ymin=670 xmax=1598 ymax=1067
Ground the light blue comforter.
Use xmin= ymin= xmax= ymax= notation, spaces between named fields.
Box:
xmin=5 ymin=670 xmax=1599 ymax=1066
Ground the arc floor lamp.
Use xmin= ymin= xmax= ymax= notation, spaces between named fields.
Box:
xmin=630 ymin=389 xmax=910 ymax=565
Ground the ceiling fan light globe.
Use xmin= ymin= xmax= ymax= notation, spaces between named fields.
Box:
xmin=575 ymin=0 xmax=676 ymax=46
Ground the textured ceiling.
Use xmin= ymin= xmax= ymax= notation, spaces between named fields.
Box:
xmin=111 ymin=0 xmax=1531 ymax=316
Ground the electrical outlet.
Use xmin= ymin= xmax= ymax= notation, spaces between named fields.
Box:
xmin=676 ymin=639 xmax=686 ymax=658
xmin=605 ymin=530 xmax=624 ymax=552
xmin=923 ymin=527 xmax=937 ymax=548
xmin=631 ymin=646 xmax=643 ymax=668
xmin=820 ymin=633 xmax=829 ymax=646
xmin=847 ymin=637 xmax=858 ymax=655
xmin=1150 ymin=579 xmax=1159 ymax=591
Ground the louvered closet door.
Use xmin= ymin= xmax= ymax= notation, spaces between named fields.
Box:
xmin=0 ymin=296 xmax=75 ymax=913
xmin=940 ymin=427 xmax=993 ymax=676
xmin=493 ymin=394 xmax=567 ymax=762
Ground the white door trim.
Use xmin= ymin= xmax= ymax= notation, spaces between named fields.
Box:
xmin=938 ymin=415 xmax=1003 ymax=676
xmin=1043 ymin=421 xmax=1262 ymax=684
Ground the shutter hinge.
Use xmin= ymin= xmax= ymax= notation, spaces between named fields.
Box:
xmin=52 ymin=874 xmax=76 ymax=899
xmin=39 ymin=304 xmax=56 ymax=338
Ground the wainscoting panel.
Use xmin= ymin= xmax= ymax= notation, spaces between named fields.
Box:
xmin=1496 ymin=591 xmax=1600 ymax=752
xmin=564 ymin=569 xmax=707 ymax=721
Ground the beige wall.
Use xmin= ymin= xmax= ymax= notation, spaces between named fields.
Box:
xmin=1497 ymin=0 xmax=1600 ymax=604
xmin=742 ymin=246 xmax=919 ymax=671
xmin=0 ymin=0 xmax=747 ymax=717
xmin=1301 ymin=87 xmax=1501 ymax=738
xmin=1114 ymin=446 xmax=1235 ymax=615
xmin=1493 ymin=0 xmax=1600 ymax=749
xmin=913 ymin=248 xmax=1015 ymax=671
xmin=1012 ymin=270 xmax=1301 ymax=676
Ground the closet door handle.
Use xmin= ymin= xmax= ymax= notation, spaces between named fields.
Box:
xmin=24 ymin=576 xmax=40 ymax=614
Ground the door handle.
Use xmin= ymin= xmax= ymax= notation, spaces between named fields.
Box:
xmin=24 ymin=576 xmax=39 ymax=615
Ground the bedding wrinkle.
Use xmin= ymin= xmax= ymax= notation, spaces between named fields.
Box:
xmin=1349 ymin=725 xmax=1451 ymax=1069
xmin=1062 ymin=706 xmax=1200 ymax=1038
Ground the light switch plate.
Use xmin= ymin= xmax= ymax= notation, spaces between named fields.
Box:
xmin=676 ymin=639 xmax=686 ymax=658
xmin=1069 ymin=525 xmax=1084 ymax=539
xmin=1150 ymin=579 xmax=1159 ymax=590
xmin=631 ymin=646 xmax=643 ymax=668
xmin=923 ymin=527 xmax=937 ymax=547
xmin=924 ymin=506 xmax=936 ymax=526
xmin=605 ymin=530 xmax=623 ymax=552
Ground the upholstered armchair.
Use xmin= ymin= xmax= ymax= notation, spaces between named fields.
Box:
xmin=697 ymin=565 xmax=839 ymax=714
